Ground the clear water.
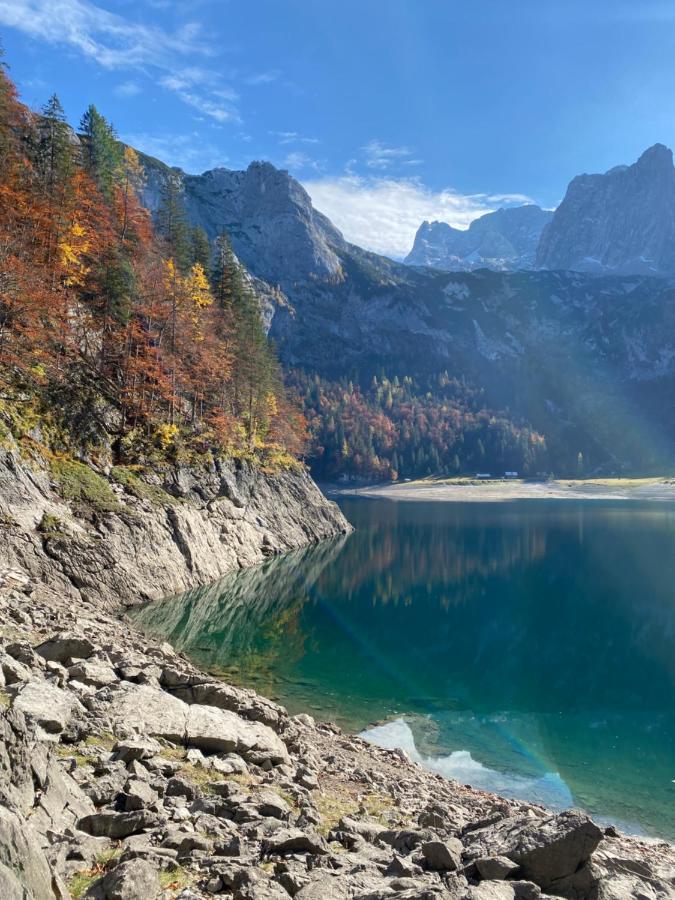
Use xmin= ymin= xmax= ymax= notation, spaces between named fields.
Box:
xmin=131 ymin=497 xmax=675 ymax=840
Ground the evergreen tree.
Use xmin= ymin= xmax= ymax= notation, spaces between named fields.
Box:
xmin=211 ymin=230 xmax=244 ymax=307
xmin=79 ymin=104 xmax=121 ymax=199
xmin=156 ymin=171 xmax=190 ymax=271
xmin=190 ymin=226 xmax=211 ymax=270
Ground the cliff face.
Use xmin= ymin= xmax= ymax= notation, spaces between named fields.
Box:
xmin=406 ymin=205 xmax=552 ymax=271
xmin=536 ymin=144 xmax=675 ymax=275
xmin=0 ymin=442 xmax=350 ymax=608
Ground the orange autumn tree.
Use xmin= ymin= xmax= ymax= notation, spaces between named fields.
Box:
xmin=0 ymin=53 xmax=305 ymax=465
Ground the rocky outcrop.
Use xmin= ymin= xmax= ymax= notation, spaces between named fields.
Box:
xmin=139 ymin=156 xmax=346 ymax=287
xmin=0 ymin=577 xmax=673 ymax=899
xmin=536 ymin=144 xmax=675 ymax=275
xmin=406 ymin=206 xmax=552 ymax=271
xmin=0 ymin=441 xmax=350 ymax=607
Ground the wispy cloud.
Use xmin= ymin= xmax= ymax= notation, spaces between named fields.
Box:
xmin=113 ymin=79 xmax=141 ymax=98
xmin=271 ymin=130 xmax=320 ymax=146
xmin=303 ymin=175 xmax=534 ymax=259
xmin=122 ymin=130 xmax=225 ymax=173
xmin=283 ymin=151 xmax=321 ymax=172
xmin=362 ymin=139 xmax=423 ymax=170
xmin=0 ymin=0 xmax=240 ymax=123
xmin=245 ymin=70 xmax=281 ymax=86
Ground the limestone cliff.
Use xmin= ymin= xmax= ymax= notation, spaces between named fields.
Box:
xmin=0 ymin=440 xmax=350 ymax=608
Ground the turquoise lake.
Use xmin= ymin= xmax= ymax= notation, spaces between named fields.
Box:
xmin=131 ymin=497 xmax=675 ymax=840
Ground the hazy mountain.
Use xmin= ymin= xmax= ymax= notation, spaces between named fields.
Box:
xmin=405 ymin=205 xmax=553 ymax=271
xmin=536 ymin=144 xmax=675 ymax=275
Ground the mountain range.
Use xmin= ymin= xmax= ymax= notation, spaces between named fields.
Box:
xmin=405 ymin=205 xmax=553 ymax=271
xmin=407 ymin=144 xmax=675 ymax=278
xmin=137 ymin=143 xmax=675 ymax=475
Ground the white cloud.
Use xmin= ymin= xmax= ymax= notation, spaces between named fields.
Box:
xmin=362 ymin=139 xmax=422 ymax=170
xmin=272 ymin=130 xmax=320 ymax=146
xmin=303 ymin=175 xmax=534 ymax=259
xmin=0 ymin=0 xmax=239 ymax=123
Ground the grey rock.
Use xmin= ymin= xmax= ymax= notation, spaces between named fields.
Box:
xmin=11 ymin=679 xmax=83 ymax=737
xmin=475 ymin=856 xmax=521 ymax=881
xmin=0 ymin=805 xmax=54 ymax=900
xmin=112 ymin=737 xmax=163 ymax=763
xmin=123 ymin=778 xmax=158 ymax=811
xmin=68 ymin=660 xmax=118 ymax=687
xmin=35 ymin=633 xmax=95 ymax=664
xmin=77 ymin=809 xmax=160 ymax=838
xmin=255 ymin=788 xmax=291 ymax=820
xmin=421 ymin=838 xmax=463 ymax=871
xmin=101 ymin=858 xmax=160 ymax=900
xmin=263 ymin=827 xmax=328 ymax=855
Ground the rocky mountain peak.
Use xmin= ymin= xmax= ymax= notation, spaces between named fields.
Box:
xmin=536 ymin=143 xmax=675 ymax=275
xmin=635 ymin=142 xmax=673 ymax=171
xmin=139 ymin=154 xmax=345 ymax=286
xmin=405 ymin=205 xmax=552 ymax=271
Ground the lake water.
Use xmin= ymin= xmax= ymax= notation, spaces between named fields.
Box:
xmin=131 ymin=497 xmax=675 ymax=840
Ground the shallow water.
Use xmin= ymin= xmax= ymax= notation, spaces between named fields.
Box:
xmin=132 ymin=497 xmax=675 ymax=839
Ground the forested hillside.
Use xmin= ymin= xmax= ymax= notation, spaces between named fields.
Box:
xmin=290 ymin=370 xmax=548 ymax=481
xmin=0 ymin=57 xmax=304 ymax=468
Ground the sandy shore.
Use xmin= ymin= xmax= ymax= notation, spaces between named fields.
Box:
xmin=335 ymin=477 xmax=675 ymax=503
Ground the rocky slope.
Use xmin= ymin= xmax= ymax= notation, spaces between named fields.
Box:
xmin=536 ymin=144 xmax=675 ymax=275
xmin=1 ymin=571 xmax=674 ymax=900
xmin=405 ymin=206 xmax=552 ymax=271
xmin=0 ymin=438 xmax=349 ymax=608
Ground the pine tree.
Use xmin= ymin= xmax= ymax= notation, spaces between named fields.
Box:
xmin=190 ymin=226 xmax=211 ymax=270
xmin=79 ymin=105 xmax=121 ymax=200
xmin=156 ymin=171 xmax=190 ymax=271
xmin=211 ymin=230 xmax=244 ymax=307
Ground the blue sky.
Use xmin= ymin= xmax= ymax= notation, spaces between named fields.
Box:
xmin=2 ymin=0 xmax=675 ymax=257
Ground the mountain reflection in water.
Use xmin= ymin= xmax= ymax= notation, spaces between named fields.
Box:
xmin=131 ymin=497 xmax=675 ymax=839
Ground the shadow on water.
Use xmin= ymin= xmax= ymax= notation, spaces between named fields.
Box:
xmin=131 ymin=497 xmax=675 ymax=839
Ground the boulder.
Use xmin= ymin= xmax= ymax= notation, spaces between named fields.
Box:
xmin=421 ymin=838 xmax=463 ymax=871
xmin=465 ymin=811 xmax=603 ymax=891
xmin=476 ymin=856 xmax=522 ymax=880
xmin=0 ymin=806 xmax=54 ymax=900
xmin=11 ymin=680 xmax=83 ymax=737
xmin=263 ymin=827 xmax=328 ymax=855
xmin=101 ymin=858 xmax=160 ymax=900
xmin=105 ymin=684 xmax=289 ymax=763
xmin=35 ymin=633 xmax=95 ymax=664
xmin=77 ymin=809 xmax=160 ymax=838
xmin=68 ymin=659 xmax=118 ymax=687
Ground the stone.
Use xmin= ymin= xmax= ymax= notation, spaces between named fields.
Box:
xmin=77 ymin=809 xmax=160 ymax=838
xmin=112 ymin=737 xmax=163 ymax=763
xmin=0 ymin=805 xmax=54 ymax=900
xmin=475 ymin=856 xmax=522 ymax=881
xmin=11 ymin=679 xmax=83 ymax=737
xmin=421 ymin=838 xmax=463 ymax=871
xmin=255 ymin=789 xmax=291 ymax=820
xmin=465 ymin=810 xmax=603 ymax=891
xmin=263 ymin=827 xmax=328 ymax=855
xmin=35 ymin=633 xmax=95 ymax=664
xmin=68 ymin=660 xmax=118 ymax=687
xmin=123 ymin=778 xmax=158 ymax=811
xmin=378 ymin=828 xmax=433 ymax=854
xmin=468 ymin=882 xmax=516 ymax=900
xmin=101 ymin=858 xmax=160 ymax=900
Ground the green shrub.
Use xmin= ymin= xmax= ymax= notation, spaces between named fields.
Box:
xmin=50 ymin=458 xmax=119 ymax=512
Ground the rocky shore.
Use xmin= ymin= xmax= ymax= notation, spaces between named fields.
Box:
xmin=0 ymin=445 xmax=673 ymax=900
xmin=0 ymin=442 xmax=350 ymax=607
xmin=1 ymin=570 xmax=674 ymax=900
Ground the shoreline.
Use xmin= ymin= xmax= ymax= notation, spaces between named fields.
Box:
xmin=1 ymin=572 xmax=674 ymax=898
xmin=332 ymin=476 xmax=675 ymax=503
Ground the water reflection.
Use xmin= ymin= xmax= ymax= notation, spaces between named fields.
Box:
xmin=132 ymin=498 xmax=675 ymax=838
